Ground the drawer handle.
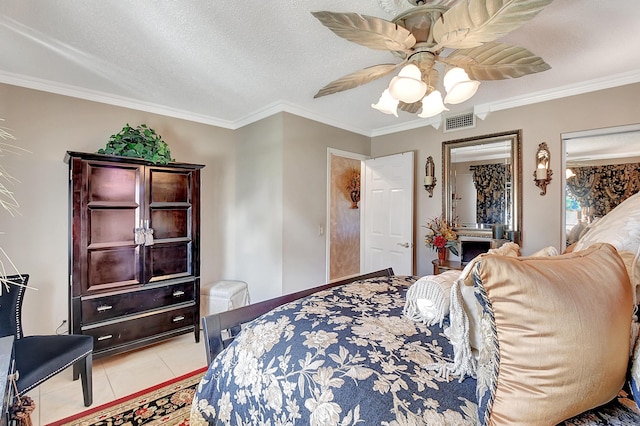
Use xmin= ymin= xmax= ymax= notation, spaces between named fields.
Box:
xmin=96 ymin=305 xmax=113 ymax=313
xmin=172 ymin=316 xmax=185 ymax=322
xmin=172 ymin=290 xmax=185 ymax=297
xmin=97 ymin=334 xmax=113 ymax=341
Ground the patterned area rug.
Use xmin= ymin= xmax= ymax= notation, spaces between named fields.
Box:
xmin=47 ymin=367 xmax=207 ymax=426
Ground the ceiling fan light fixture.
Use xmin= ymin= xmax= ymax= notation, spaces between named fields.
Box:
xmin=418 ymin=90 xmax=448 ymax=118
xmin=312 ymin=1 xmax=553 ymax=119
xmin=443 ymin=67 xmax=480 ymax=104
xmin=371 ymin=89 xmax=399 ymax=117
xmin=388 ymin=64 xmax=427 ymax=103
xmin=444 ymin=80 xmax=480 ymax=104
xmin=397 ymin=63 xmax=422 ymax=79
xmin=443 ymin=67 xmax=470 ymax=90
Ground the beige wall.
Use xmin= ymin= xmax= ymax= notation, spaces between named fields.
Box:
xmin=2 ymin=81 xmax=638 ymax=334
xmin=371 ymin=82 xmax=640 ymax=277
xmin=282 ymin=113 xmax=369 ymax=294
xmin=233 ymin=114 xmax=284 ymax=302
xmin=0 ymin=83 xmax=236 ymax=335
xmin=227 ymin=112 xmax=369 ymax=302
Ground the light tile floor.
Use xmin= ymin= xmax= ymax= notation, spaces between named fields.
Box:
xmin=26 ymin=332 xmax=207 ymax=426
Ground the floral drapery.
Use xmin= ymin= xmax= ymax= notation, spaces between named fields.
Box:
xmin=566 ymin=163 xmax=640 ymax=217
xmin=469 ymin=163 xmax=511 ymax=225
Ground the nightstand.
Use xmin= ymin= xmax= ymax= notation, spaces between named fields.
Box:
xmin=432 ymin=259 xmax=463 ymax=275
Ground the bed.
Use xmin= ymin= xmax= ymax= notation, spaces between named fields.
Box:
xmin=190 ymin=243 xmax=640 ymax=425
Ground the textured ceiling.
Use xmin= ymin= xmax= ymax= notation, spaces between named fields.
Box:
xmin=2 ymin=0 xmax=640 ymax=137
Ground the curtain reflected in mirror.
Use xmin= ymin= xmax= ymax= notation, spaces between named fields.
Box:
xmin=563 ymin=124 xmax=640 ymax=247
xmin=443 ymin=130 xmax=522 ymax=241
xmin=469 ymin=164 xmax=512 ymax=224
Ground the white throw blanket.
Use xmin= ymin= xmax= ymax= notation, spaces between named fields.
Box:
xmin=427 ymin=242 xmax=525 ymax=381
xmin=426 ymin=278 xmax=478 ymax=382
xmin=403 ymin=270 xmax=462 ymax=327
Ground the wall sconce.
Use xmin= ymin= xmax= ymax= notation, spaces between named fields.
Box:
xmin=533 ymin=142 xmax=553 ymax=195
xmin=424 ymin=156 xmax=437 ymax=197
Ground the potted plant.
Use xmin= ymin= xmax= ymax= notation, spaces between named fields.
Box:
xmin=97 ymin=123 xmax=174 ymax=164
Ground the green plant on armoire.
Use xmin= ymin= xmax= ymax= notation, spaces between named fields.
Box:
xmin=98 ymin=123 xmax=174 ymax=164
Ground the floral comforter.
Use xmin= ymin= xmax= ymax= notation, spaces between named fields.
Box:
xmin=190 ymin=275 xmax=640 ymax=425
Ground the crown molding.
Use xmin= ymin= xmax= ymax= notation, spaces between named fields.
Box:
xmin=0 ymin=71 xmax=236 ymax=129
xmin=369 ymin=70 xmax=640 ymax=137
xmin=233 ymin=100 xmax=371 ymax=136
xmin=473 ymin=69 xmax=640 ymax=116
xmin=3 ymin=69 xmax=640 ymax=139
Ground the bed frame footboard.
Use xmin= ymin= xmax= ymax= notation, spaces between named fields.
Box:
xmin=201 ymin=268 xmax=395 ymax=365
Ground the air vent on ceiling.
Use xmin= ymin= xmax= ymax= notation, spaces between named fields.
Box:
xmin=444 ymin=112 xmax=476 ymax=133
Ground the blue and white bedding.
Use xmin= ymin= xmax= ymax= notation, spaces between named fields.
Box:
xmin=190 ymin=275 xmax=640 ymax=425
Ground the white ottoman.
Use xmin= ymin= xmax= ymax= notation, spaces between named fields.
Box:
xmin=200 ymin=280 xmax=250 ymax=317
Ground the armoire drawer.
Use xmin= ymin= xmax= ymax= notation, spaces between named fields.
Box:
xmin=84 ymin=306 xmax=196 ymax=352
xmin=81 ymin=281 xmax=195 ymax=325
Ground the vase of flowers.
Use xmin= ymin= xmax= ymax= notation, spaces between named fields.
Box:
xmin=346 ymin=168 xmax=361 ymax=209
xmin=424 ymin=216 xmax=459 ymax=262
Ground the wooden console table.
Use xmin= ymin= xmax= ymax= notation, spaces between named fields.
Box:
xmin=432 ymin=259 xmax=463 ymax=275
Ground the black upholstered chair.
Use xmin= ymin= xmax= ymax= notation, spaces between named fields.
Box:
xmin=0 ymin=275 xmax=93 ymax=406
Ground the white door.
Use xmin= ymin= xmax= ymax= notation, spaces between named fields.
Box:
xmin=362 ymin=152 xmax=414 ymax=275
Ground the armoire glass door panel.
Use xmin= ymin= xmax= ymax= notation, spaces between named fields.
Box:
xmin=87 ymin=246 xmax=142 ymax=291
xmin=89 ymin=209 xmax=138 ymax=244
xmin=148 ymin=170 xmax=189 ymax=203
xmin=148 ymin=242 xmax=191 ymax=281
xmin=150 ymin=209 xmax=189 ymax=239
xmin=88 ymin=165 xmax=140 ymax=203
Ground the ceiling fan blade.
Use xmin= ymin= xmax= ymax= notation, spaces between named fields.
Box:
xmin=314 ymin=63 xmax=404 ymax=98
xmin=442 ymin=42 xmax=550 ymax=80
xmin=432 ymin=0 xmax=553 ymax=50
xmin=311 ymin=11 xmax=416 ymax=52
xmin=398 ymin=101 xmax=422 ymax=114
xmin=425 ymin=67 xmax=440 ymax=88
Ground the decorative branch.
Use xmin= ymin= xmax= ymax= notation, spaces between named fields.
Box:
xmin=0 ymin=120 xmax=33 ymax=291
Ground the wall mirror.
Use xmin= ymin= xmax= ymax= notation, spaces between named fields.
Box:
xmin=562 ymin=124 xmax=640 ymax=248
xmin=442 ymin=130 xmax=522 ymax=241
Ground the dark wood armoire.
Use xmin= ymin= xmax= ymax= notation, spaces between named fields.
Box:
xmin=65 ymin=151 xmax=204 ymax=359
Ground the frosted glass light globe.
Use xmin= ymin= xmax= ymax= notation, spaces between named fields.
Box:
xmin=371 ymin=89 xmax=399 ymax=116
xmin=388 ymin=64 xmax=427 ymax=104
xmin=443 ymin=67 xmax=480 ymax=104
xmin=418 ymin=90 xmax=449 ymax=118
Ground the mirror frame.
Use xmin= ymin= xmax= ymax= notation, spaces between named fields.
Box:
xmin=442 ymin=129 xmax=523 ymax=241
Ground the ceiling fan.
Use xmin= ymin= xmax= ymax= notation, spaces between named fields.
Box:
xmin=312 ymin=0 xmax=553 ymax=118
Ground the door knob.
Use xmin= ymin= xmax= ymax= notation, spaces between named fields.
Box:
xmin=397 ymin=242 xmax=412 ymax=248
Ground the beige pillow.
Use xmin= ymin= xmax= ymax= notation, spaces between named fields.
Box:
xmin=476 ymin=243 xmax=632 ymax=425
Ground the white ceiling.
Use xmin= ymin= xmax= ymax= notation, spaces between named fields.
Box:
xmin=2 ymin=1 xmax=640 ymax=137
